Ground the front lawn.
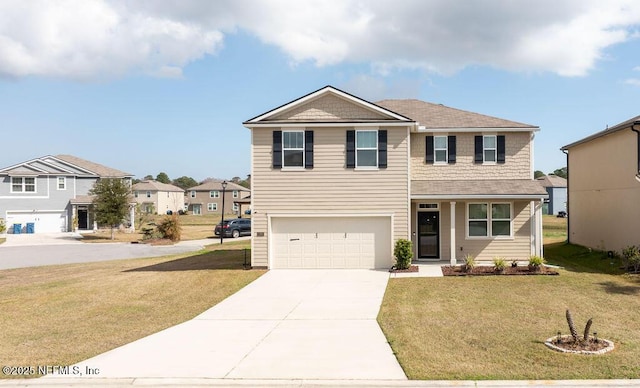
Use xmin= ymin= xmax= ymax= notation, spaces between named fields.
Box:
xmin=378 ymin=243 xmax=640 ymax=379
xmin=0 ymin=241 xmax=263 ymax=375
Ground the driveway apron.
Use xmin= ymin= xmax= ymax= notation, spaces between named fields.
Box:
xmin=47 ymin=269 xmax=407 ymax=380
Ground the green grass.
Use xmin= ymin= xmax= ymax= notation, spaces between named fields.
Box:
xmin=378 ymin=243 xmax=640 ymax=380
xmin=0 ymin=244 xmax=263 ymax=377
xmin=543 ymin=215 xmax=567 ymax=244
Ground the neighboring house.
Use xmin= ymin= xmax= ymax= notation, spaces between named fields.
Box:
xmin=243 ymin=86 xmax=547 ymax=269
xmin=561 ymin=115 xmax=640 ymax=252
xmin=132 ymin=180 xmax=185 ymax=215
xmin=536 ymin=174 xmax=567 ymax=215
xmin=185 ymin=180 xmax=250 ymax=216
xmin=0 ymin=155 xmax=133 ymax=233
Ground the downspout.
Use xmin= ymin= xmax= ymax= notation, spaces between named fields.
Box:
xmin=562 ymin=148 xmax=570 ymax=244
xmin=631 ymin=121 xmax=640 ymax=183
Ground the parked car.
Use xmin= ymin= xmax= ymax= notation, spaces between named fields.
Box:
xmin=214 ymin=218 xmax=251 ymax=238
xmin=557 ymin=211 xmax=567 ymax=218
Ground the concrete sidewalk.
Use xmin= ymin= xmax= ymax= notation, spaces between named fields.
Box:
xmin=43 ymin=269 xmax=405 ymax=381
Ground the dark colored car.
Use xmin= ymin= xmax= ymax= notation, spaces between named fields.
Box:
xmin=557 ymin=211 xmax=567 ymax=218
xmin=214 ymin=218 xmax=251 ymax=238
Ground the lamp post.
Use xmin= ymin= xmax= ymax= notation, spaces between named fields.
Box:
xmin=220 ymin=180 xmax=227 ymax=245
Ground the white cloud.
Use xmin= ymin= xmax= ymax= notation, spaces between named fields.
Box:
xmin=625 ymin=78 xmax=640 ymax=86
xmin=634 ymin=66 xmax=640 ymax=71
xmin=0 ymin=0 xmax=639 ymax=80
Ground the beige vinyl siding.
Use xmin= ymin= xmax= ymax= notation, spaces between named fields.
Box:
xmin=411 ymin=132 xmax=531 ymax=180
xmin=456 ymin=201 xmax=532 ymax=261
xmin=567 ymin=129 xmax=640 ymax=252
xmin=269 ymin=94 xmax=391 ymax=121
xmin=251 ymin=126 xmax=410 ymax=267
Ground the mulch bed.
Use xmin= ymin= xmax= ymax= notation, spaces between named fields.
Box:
xmin=442 ymin=265 xmax=559 ymax=276
xmin=389 ymin=265 xmax=420 ymax=273
xmin=551 ymin=337 xmax=610 ymax=352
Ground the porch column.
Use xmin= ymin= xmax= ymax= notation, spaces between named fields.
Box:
xmin=537 ymin=200 xmax=544 ymax=257
xmin=129 ymin=205 xmax=136 ymax=232
xmin=450 ymin=201 xmax=456 ymax=266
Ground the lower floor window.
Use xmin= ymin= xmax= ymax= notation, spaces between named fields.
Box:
xmin=207 ymin=203 xmax=218 ymax=211
xmin=468 ymin=202 xmax=512 ymax=237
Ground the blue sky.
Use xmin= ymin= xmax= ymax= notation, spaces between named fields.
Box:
xmin=1 ymin=1 xmax=639 ymax=181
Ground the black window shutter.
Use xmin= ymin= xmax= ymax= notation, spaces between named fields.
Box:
xmin=378 ymin=130 xmax=387 ymax=168
xmin=304 ymin=130 xmax=314 ymax=169
xmin=425 ymin=136 xmax=434 ymax=164
xmin=448 ymin=136 xmax=456 ymax=164
xmin=497 ymin=135 xmax=506 ymax=164
xmin=346 ymin=130 xmax=355 ymax=168
xmin=273 ymin=131 xmax=282 ymax=169
xmin=474 ymin=136 xmax=483 ymax=164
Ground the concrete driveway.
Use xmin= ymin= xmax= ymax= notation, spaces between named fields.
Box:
xmin=46 ymin=269 xmax=407 ymax=381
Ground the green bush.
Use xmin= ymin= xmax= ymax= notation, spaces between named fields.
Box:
xmin=157 ymin=214 xmax=182 ymax=242
xmin=493 ymin=257 xmax=506 ymax=272
xmin=528 ymin=255 xmax=545 ymax=268
xmin=464 ymin=254 xmax=476 ymax=271
xmin=622 ymin=245 xmax=640 ymax=272
xmin=394 ymin=239 xmax=413 ymax=270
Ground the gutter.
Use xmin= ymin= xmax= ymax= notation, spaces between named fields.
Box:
xmin=631 ymin=121 xmax=640 ymax=182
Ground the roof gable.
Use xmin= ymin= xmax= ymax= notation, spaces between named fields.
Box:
xmin=376 ymin=99 xmax=538 ymax=130
xmin=132 ymin=180 xmax=184 ymax=192
xmin=187 ymin=180 xmax=249 ymax=192
xmin=0 ymin=155 xmax=132 ymax=178
xmin=244 ymin=85 xmax=413 ymax=125
xmin=562 ymin=115 xmax=640 ymax=150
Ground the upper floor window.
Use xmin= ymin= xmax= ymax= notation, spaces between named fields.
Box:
xmin=146 ymin=191 xmax=151 ymax=198
xmin=346 ymin=129 xmax=387 ymax=169
xmin=210 ymin=190 xmax=219 ymax=198
xmin=57 ymin=177 xmax=66 ymax=190
xmin=467 ymin=202 xmax=512 ymax=238
xmin=233 ymin=190 xmax=239 ymax=198
xmin=190 ymin=191 xmax=196 ymax=198
xmin=475 ymin=135 xmax=505 ymax=164
xmin=273 ymin=130 xmax=314 ymax=169
xmin=426 ymin=135 xmax=456 ymax=164
xmin=11 ymin=177 xmax=36 ymax=193
xmin=134 ymin=191 xmax=139 ymax=198
xmin=283 ymin=131 xmax=304 ymax=167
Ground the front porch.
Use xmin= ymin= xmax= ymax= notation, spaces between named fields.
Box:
xmin=410 ymin=180 xmax=548 ymax=264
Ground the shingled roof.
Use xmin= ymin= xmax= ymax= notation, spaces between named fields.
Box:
xmin=412 ymin=180 xmax=548 ymax=198
xmin=187 ymin=180 xmax=249 ymax=192
xmin=376 ymin=99 xmax=537 ymax=130
xmin=536 ymin=175 xmax=567 ymax=188
xmin=56 ymin=154 xmax=132 ymax=178
xmin=133 ymin=180 xmax=184 ymax=192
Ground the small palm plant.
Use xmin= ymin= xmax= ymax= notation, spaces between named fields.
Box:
xmin=493 ymin=257 xmax=506 ymax=273
xmin=464 ymin=254 xmax=476 ymax=272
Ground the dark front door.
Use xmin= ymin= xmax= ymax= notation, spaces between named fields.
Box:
xmin=418 ymin=211 xmax=439 ymax=259
xmin=78 ymin=209 xmax=89 ymax=229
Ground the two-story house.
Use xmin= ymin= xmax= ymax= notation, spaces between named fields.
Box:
xmin=185 ymin=180 xmax=250 ymax=216
xmin=0 ymin=154 xmax=133 ymax=233
xmin=132 ymin=180 xmax=185 ymax=215
xmin=243 ymin=86 xmax=547 ymax=269
xmin=561 ymin=115 xmax=640 ymax=252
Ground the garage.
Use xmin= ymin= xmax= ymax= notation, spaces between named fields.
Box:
xmin=270 ymin=216 xmax=392 ymax=269
xmin=5 ymin=211 xmax=67 ymax=233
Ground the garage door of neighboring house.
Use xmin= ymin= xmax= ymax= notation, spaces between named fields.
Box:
xmin=6 ymin=211 xmax=66 ymax=233
xmin=270 ymin=216 xmax=392 ymax=269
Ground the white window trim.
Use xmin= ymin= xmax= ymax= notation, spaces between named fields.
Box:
xmin=233 ymin=203 xmax=239 ymax=212
xmin=282 ymin=130 xmax=305 ymax=169
xmin=146 ymin=191 xmax=151 ymax=198
xmin=10 ymin=176 xmax=37 ymax=193
xmin=134 ymin=191 xmax=139 ymax=198
xmin=210 ymin=190 xmax=220 ymax=198
xmin=190 ymin=191 xmax=196 ymax=198
xmin=233 ymin=190 xmax=239 ymax=198
xmin=434 ymin=135 xmax=448 ymax=164
xmin=57 ymin=176 xmax=66 ymax=190
xmin=418 ymin=203 xmax=440 ymax=209
xmin=483 ymin=134 xmax=497 ymax=164
xmin=355 ymin=129 xmax=379 ymax=169
xmin=208 ymin=203 xmax=218 ymax=211
xmin=466 ymin=202 xmax=513 ymax=239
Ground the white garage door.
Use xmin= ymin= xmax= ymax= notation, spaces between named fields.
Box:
xmin=271 ymin=216 xmax=391 ymax=269
xmin=6 ymin=211 xmax=66 ymax=233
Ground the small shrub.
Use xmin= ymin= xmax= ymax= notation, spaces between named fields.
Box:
xmin=0 ymin=218 xmax=6 ymax=234
xmin=464 ymin=254 xmax=476 ymax=272
xmin=157 ymin=214 xmax=182 ymax=242
xmin=493 ymin=257 xmax=506 ymax=272
xmin=622 ymin=245 xmax=640 ymax=273
xmin=394 ymin=239 xmax=413 ymax=270
xmin=528 ymin=255 xmax=545 ymax=271
xmin=511 ymin=259 xmax=519 ymax=268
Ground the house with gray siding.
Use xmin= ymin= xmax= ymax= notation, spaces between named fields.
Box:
xmin=0 ymin=155 xmax=133 ymax=233
xmin=536 ymin=174 xmax=567 ymax=216
xmin=243 ymin=86 xmax=547 ymax=269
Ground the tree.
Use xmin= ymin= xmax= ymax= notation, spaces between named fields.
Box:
xmin=89 ymin=178 xmax=132 ymax=240
xmin=172 ymin=176 xmax=199 ymax=190
xmin=552 ymin=167 xmax=568 ymax=179
xmin=143 ymin=174 xmax=153 ymax=180
xmin=156 ymin=172 xmax=171 ymax=184
xmin=534 ymin=170 xmax=546 ymax=179
xmin=132 ymin=178 xmax=141 ymax=184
